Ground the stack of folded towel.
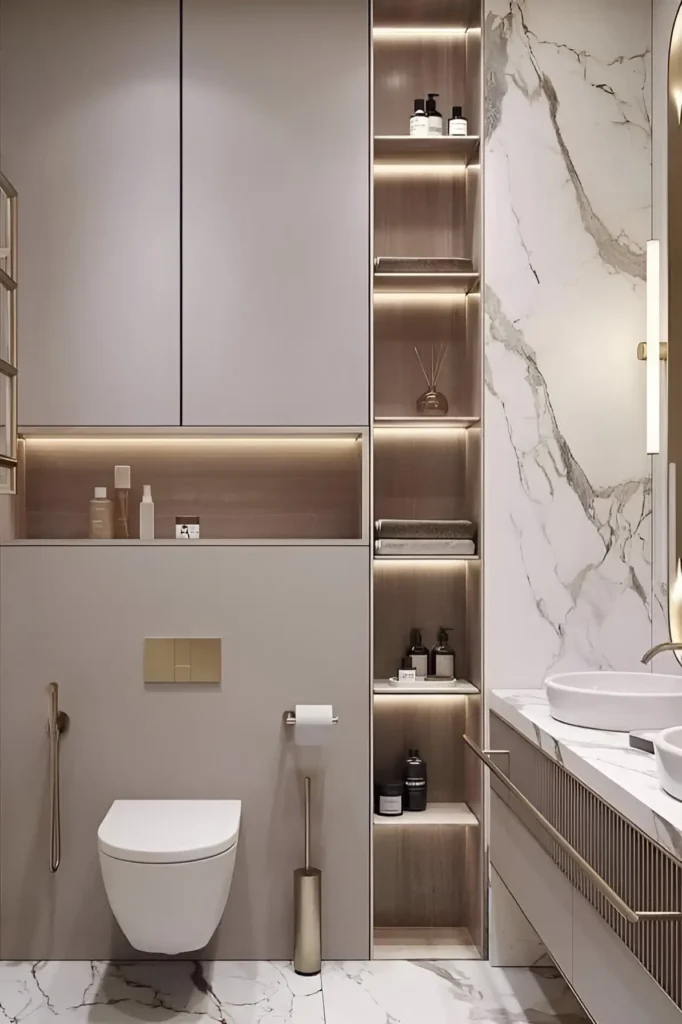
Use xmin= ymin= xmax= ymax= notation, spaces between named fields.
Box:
xmin=375 ymin=519 xmax=477 ymax=556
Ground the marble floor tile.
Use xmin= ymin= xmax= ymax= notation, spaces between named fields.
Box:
xmin=321 ymin=961 xmax=589 ymax=1024
xmin=0 ymin=960 xmax=324 ymax=1023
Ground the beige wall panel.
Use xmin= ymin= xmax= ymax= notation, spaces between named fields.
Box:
xmin=0 ymin=545 xmax=370 ymax=960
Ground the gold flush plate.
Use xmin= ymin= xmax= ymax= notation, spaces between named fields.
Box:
xmin=144 ymin=638 xmax=221 ymax=684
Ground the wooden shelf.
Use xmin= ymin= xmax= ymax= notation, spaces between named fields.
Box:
xmin=373 ymin=257 xmax=479 ymax=293
xmin=373 ymin=926 xmax=479 ymax=961
xmin=19 ymin=425 xmax=366 ymax=440
xmin=374 ymin=416 xmax=480 ymax=429
xmin=375 ymin=135 xmax=479 ymax=166
xmin=373 ymin=27 xmax=471 ymax=39
xmin=374 ymin=271 xmax=479 ymax=294
xmin=374 ymin=679 xmax=478 ymax=694
xmin=4 ymin=538 xmax=369 ymax=548
xmin=374 ymin=802 xmax=478 ymax=826
xmin=374 ymin=554 xmax=478 ymax=562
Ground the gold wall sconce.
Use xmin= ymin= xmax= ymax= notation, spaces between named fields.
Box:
xmin=637 ymin=342 xmax=668 ymax=361
xmin=640 ymin=240 xmax=663 ymax=454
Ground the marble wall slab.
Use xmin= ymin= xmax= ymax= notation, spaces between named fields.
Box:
xmin=484 ymin=0 xmax=653 ymax=688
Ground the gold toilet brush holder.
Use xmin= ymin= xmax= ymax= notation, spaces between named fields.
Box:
xmin=293 ymin=776 xmax=321 ymax=976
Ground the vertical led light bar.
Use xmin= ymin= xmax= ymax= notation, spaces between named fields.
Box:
xmin=647 ymin=239 xmax=661 ymax=455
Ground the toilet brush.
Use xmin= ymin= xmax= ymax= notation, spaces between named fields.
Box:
xmin=293 ymin=776 xmax=321 ymax=975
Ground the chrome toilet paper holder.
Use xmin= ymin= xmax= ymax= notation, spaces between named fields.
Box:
xmin=284 ymin=710 xmax=339 ymax=726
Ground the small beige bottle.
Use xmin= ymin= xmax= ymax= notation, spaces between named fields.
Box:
xmin=89 ymin=486 xmax=114 ymax=539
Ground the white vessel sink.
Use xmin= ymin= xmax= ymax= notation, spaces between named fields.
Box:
xmin=655 ymin=727 xmax=682 ymax=801
xmin=545 ymin=672 xmax=682 ymax=732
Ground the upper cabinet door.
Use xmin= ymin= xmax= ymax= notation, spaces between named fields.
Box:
xmin=1 ymin=0 xmax=180 ymax=426
xmin=182 ymin=0 xmax=370 ymax=426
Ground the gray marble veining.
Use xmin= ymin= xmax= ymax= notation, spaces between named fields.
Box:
xmin=0 ymin=960 xmax=323 ymax=1023
xmin=484 ymin=0 xmax=653 ymax=690
xmin=0 ymin=960 xmax=589 ymax=1023
xmin=321 ymin=960 xmax=589 ymax=1023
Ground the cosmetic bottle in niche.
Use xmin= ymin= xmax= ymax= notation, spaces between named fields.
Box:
xmin=409 ymin=98 xmax=428 ymax=137
xmin=415 ymin=343 xmax=449 ymax=416
xmin=89 ymin=486 xmax=114 ymax=540
xmin=407 ymin=628 xmax=429 ymax=678
xmin=431 ymin=627 xmax=455 ymax=679
xmin=425 ymin=93 xmax=443 ymax=136
xmin=448 ymin=105 xmax=468 ymax=136
xmin=404 ymin=749 xmax=427 ymax=812
xmin=114 ymin=465 xmax=131 ymax=539
xmin=397 ymin=657 xmax=417 ymax=685
xmin=139 ymin=485 xmax=155 ymax=540
xmin=374 ymin=780 xmax=403 ymax=817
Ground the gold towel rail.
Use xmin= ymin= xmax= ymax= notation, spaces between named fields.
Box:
xmin=464 ymin=734 xmax=682 ymax=925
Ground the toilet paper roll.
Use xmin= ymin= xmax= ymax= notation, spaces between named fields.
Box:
xmin=294 ymin=704 xmax=335 ymax=746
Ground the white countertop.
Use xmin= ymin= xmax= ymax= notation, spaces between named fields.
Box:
xmin=489 ymin=689 xmax=682 ymax=863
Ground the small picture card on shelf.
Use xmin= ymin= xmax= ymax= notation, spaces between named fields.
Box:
xmin=176 ymin=515 xmax=200 ymax=540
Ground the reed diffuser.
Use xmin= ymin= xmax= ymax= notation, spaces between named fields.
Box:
xmin=414 ymin=343 xmax=449 ymax=416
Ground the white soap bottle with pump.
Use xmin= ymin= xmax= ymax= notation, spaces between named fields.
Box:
xmin=139 ymin=484 xmax=155 ymax=540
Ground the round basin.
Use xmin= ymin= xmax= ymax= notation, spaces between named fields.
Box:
xmin=545 ymin=671 xmax=682 ymax=732
xmin=655 ymin=726 xmax=682 ymax=802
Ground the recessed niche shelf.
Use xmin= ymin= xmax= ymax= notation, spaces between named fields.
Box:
xmin=374 ymin=802 xmax=478 ymax=827
xmin=372 ymin=0 xmax=484 ymax=960
xmin=375 ymin=256 xmax=473 ymax=272
xmin=374 ymin=416 xmax=480 ymax=429
xmin=373 ymin=927 xmax=478 ymax=961
xmin=374 ymin=680 xmax=478 ymax=694
xmin=374 ymin=257 xmax=480 ymax=294
xmin=373 ymin=27 xmax=471 ymax=39
xmin=5 ymin=538 xmax=369 ymax=548
xmin=374 ymin=554 xmax=478 ymax=562
xmin=374 ymin=135 xmax=480 ymax=166
xmin=18 ymin=426 xmax=365 ymax=439
xmin=15 ymin=430 xmax=367 ymax=542
xmin=374 ymin=274 xmax=479 ymax=295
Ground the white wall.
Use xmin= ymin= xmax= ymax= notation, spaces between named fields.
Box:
xmin=484 ymin=0 xmax=653 ymax=688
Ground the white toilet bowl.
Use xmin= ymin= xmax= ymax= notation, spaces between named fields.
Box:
xmin=98 ymin=799 xmax=241 ymax=954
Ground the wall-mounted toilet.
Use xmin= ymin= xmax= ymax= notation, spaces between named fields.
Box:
xmin=98 ymin=799 xmax=241 ymax=954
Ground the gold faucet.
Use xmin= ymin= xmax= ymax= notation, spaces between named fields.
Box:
xmin=641 ymin=642 xmax=682 ymax=665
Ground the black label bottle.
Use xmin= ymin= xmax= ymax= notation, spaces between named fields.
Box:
xmin=448 ymin=105 xmax=468 ymax=136
xmin=404 ymin=748 xmax=427 ymax=811
xmin=407 ymin=628 xmax=429 ymax=678
xmin=431 ymin=627 xmax=455 ymax=679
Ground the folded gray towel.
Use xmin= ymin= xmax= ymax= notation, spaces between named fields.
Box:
xmin=375 ymin=539 xmax=476 ymax=556
xmin=375 ymin=519 xmax=476 ymax=541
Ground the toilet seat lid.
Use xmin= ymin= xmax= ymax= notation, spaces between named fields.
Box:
xmin=98 ymin=800 xmax=241 ymax=864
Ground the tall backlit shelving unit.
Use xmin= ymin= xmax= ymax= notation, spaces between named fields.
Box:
xmin=371 ymin=0 xmax=485 ymax=959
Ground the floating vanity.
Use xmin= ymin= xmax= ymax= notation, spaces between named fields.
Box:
xmin=488 ymin=689 xmax=682 ymax=1024
xmin=490 ymin=689 xmax=682 ymax=855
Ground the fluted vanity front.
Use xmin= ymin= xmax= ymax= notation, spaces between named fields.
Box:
xmin=488 ymin=689 xmax=682 ymax=1024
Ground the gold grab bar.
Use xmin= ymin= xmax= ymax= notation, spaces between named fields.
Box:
xmin=0 ymin=171 xmax=18 ymax=495
xmin=463 ymin=734 xmax=682 ymax=925
xmin=47 ymin=683 xmax=69 ymax=873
